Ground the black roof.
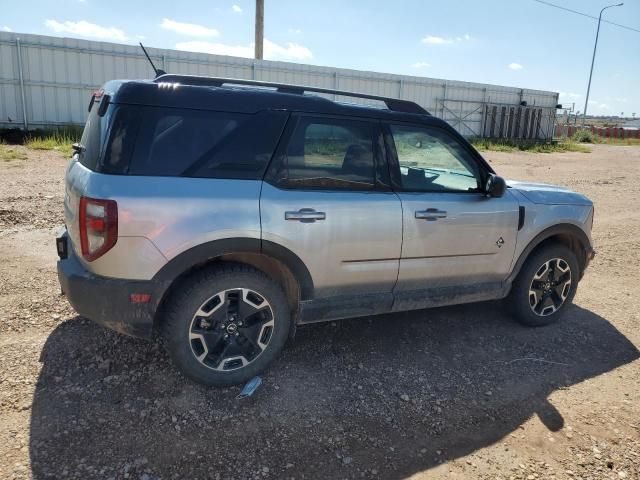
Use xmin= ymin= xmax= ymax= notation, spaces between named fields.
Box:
xmin=103 ymin=77 xmax=445 ymax=126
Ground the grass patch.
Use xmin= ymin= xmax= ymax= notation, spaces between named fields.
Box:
xmin=593 ymin=136 xmax=640 ymax=146
xmin=571 ymin=130 xmax=640 ymax=146
xmin=0 ymin=142 xmax=27 ymax=162
xmin=25 ymin=131 xmax=79 ymax=157
xmin=470 ymin=138 xmax=590 ymax=154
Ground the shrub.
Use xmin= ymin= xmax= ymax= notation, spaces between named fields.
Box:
xmin=572 ymin=129 xmax=595 ymax=143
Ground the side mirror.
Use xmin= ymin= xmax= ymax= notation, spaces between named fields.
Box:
xmin=486 ymin=174 xmax=506 ymax=198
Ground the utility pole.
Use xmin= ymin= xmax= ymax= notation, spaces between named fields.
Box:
xmin=582 ymin=2 xmax=623 ymax=125
xmin=255 ymin=0 xmax=264 ymax=60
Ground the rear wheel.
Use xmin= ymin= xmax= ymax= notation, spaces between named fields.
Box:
xmin=507 ymin=244 xmax=579 ymax=327
xmin=162 ymin=263 xmax=291 ymax=386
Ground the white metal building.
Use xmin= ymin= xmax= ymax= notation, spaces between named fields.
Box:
xmin=0 ymin=31 xmax=559 ymax=139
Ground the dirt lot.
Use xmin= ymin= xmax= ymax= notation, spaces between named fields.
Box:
xmin=0 ymin=144 xmax=638 ymax=480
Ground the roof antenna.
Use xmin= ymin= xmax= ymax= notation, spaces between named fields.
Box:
xmin=139 ymin=42 xmax=166 ymax=78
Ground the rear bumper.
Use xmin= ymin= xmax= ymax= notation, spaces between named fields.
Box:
xmin=57 ymin=231 xmax=161 ymax=339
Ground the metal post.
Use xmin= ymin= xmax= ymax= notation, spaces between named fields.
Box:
xmin=582 ymin=2 xmax=623 ymax=125
xmin=255 ymin=0 xmax=264 ymax=60
xmin=16 ymin=37 xmax=28 ymax=130
xmin=441 ymin=83 xmax=447 ymax=118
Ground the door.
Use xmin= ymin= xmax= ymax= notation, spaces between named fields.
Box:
xmin=260 ymin=114 xmax=402 ymax=301
xmin=386 ymin=123 xmax=519 ymax=295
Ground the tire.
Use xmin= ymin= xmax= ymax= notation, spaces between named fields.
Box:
xmin=507 ymin=244 xmax=579 ymax=327
xmin=161 ymin=263 xmax=291 ymax=386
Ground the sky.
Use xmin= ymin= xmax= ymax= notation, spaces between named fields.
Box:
xmin=2 ymin=0 xmax=639 ymax=116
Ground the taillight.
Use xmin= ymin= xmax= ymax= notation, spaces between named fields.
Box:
xmin=79 ymin=197 xmax=118 ymax=261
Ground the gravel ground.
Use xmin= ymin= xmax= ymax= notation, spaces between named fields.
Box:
xmin=0 ymin=144 xmax=638 ymax=480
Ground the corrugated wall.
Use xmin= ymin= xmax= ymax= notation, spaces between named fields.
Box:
xmin=0 ymin=31 xmax=559 ymax=139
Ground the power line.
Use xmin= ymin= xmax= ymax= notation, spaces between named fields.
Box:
xmin=533 ymin=0 xmax=640 ymax=33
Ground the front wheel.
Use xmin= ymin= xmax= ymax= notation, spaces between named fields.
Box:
xmin=507 ymin=244 xmax=579 ymax=327
xmin=161 ymin=264 xmax=291 ymax=386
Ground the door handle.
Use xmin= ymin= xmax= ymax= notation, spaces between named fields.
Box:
xmin=285 ymin=209 xmax=326 ymax=222
xmin=415 ymin=208 xmax=447 ymax=221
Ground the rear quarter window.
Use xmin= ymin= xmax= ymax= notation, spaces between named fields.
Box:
xmin=77 ymin=100 xmax=112 ymax=170
xmin=110 ymin=106 xmax=287 ymax=179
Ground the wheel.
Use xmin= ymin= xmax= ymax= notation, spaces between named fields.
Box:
xmin=507 ymin=244 xmax=579 ymax=327
xmin=161 ymin=263 xmax=291 ymax=386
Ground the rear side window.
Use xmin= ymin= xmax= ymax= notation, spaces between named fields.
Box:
xmin=267 ymin=116 xmax=380 ymax=190
xmin=77 ymin=100 xmax=112 ymax=170
xmin=114 ymin=107 xmax=287 ymax=179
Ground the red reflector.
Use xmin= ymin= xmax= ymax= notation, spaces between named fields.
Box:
xmin=130 ymin=293 xmax=151 ymax=304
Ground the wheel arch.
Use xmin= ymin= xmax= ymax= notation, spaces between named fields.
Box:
xmin=508 ymin=223 xmax=592 ymax=284
xmin=151 ymin=238 xmax=314 ymax=328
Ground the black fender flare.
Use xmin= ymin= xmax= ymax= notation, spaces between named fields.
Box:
xmin=506 ymin=223 xmax=592 ymax=284
xmin=151 ymin=237 xmax=314 ymax=302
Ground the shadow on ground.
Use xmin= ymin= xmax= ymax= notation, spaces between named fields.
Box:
xmin=29 ymin=302 xmax=639 ymax=479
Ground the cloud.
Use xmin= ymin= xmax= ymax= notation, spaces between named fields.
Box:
xmin=508 ymin=62 xmax=523 ymax=70
xmin=2 ymin=26 xmax=12 ymax=32
xmin=160 ymin=18 xmax=219 ymax=37
xmin=411 ymin=62 xmax=431 ymax=68
xmin=605 ymin=96 xmax=628 ymax=103
xmin=422 ymin=35 xmax=452 ymax=45
xmin=422 ymin=34 xmax=471 ymax=45
xmin=232 ymin=5 xmax=242 ymax=13
xmin=176 ymin=38 xmax=312 ymax=61
xmin=45 ymin=19 xmax=127 ymax=41
xmin=559 ymin=91 xmax=581 ymax=99
xmin=288 ymin=28 xmax=302 ymax=34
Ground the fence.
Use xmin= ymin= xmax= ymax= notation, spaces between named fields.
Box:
xmin=555 ymin=124 xmax=640 ymax=139
xmin=0 ymin=31 xmax=559 ymax=140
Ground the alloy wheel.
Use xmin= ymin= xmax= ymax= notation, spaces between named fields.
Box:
xmin=188 ymin=288 xmax=275 ymax=371
xmin=528 ymin=258 xmax=572 ymax=316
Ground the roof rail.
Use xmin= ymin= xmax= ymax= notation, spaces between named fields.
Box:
xmin=153 ymin=74 xmax=430 ymax=115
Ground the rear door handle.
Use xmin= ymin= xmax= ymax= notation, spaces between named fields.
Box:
xmin=285 ymin=209 xmax=326 ymax=222
xmin=415 ymin=208 xmax=447 ymax=221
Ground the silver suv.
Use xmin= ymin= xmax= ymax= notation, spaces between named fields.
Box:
xmin=57 ymin=75 xmax=595 ymax=386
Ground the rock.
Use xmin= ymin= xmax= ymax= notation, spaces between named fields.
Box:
xmin=262 ymin=466 xmax=269 ymax=473
xmin=400 ymin=394 xmax=409 ymax=402
xmin=342 ymin=457 xmax=353 ymax=465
